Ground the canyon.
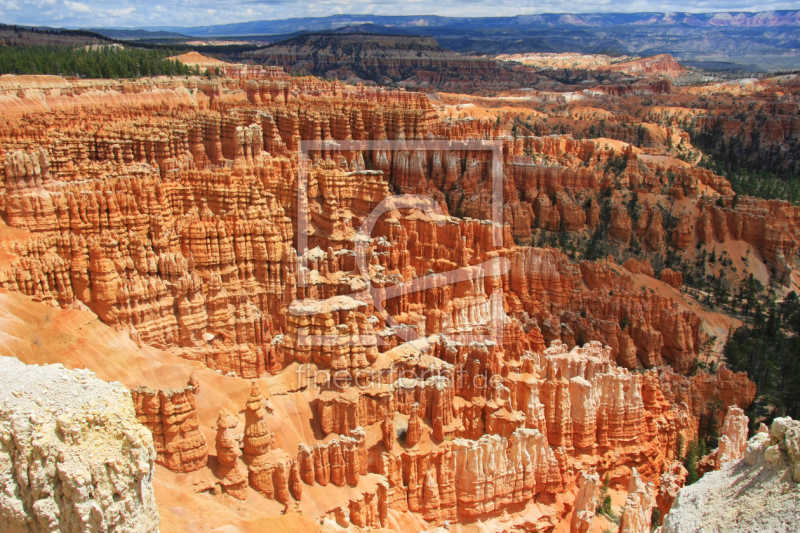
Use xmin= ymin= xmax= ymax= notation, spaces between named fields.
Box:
xmin=0 ymin=50 xmax=794 ymax=533
xmin=242 ymin=33 xmax=560 ymax=93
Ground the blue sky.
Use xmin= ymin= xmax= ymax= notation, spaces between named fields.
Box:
xmin=1 ymin=0 xmax=799 ymax=29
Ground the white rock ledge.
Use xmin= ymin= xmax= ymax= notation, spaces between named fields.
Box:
xmin=660 ymin=416 xmax=800 ymax=533
xmin=0 ymin=355 xmax=159 ymax=533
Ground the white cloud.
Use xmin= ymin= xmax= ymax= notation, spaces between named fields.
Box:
xmin=106 ymin=6 xmax=134 ymax=16
xmin=64 ymin=0 xmax=91 ymax=13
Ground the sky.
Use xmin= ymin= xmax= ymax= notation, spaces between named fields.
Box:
xmin=1 ymin=0 xmax=800 ymax=29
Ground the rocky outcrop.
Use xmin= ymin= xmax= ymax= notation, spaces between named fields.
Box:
xmin=406 ymin=404 xmax=423 ymax=446
xmin=299 ymin=431 xmax=367 ymax=489
xmin=0 ymin=82 xmax=720 ymax=383
xmin=215 ymin=410 xmax=249 ymax=499
xmin=619 ymin=468 xmax=656 ymax=533
xmin=748 ymin=417 xmax=800 ymax=483
xmin=658 ymin=366 xmax=756 ymax=422
xmin=243 ymin=381 xmax=274 ymax=458
xmin=571 ymin=471 xmax=600 ymax=533
xmin=610 ymin=204 xmax=633 ymax=242
xmin=670 ymin=213 xmax=693 ymax=250
xmin=451 ymin=429 xmax=562 ymax=519
xmin=328 ymin=481 xmax=389 ymax=528
xmin=606 ymin=54 xmax=688 ymax=78
xmin=715 ymin=406 xmax=749 ymax=470
xmin=0 ymin=356 xmax=159 ymax=533
xmin=660 ymin=417 xmax=800 ymax=533
xmin=656 ymin=461 xmax=688 ymax=522
xmin=131 ymin=381 xmax=208 ymax=473
xmin=696 ymin=209 xmax=714 ymax=244
xmin=660 ymin=268 xmax=683 ymax=289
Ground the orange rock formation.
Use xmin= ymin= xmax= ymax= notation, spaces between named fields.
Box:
xmin=131 ymin=381 xmax=208 ymax=473
xmin=0 ymin=69 xmax=763 ymax=532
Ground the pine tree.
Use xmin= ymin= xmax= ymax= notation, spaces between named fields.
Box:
xmin=684 ymin=440 xmax=700 ymax=485
xmin=629 ymin=232 xmax=641 ymax=255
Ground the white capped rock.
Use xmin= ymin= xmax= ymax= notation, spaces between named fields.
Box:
xmin=0 ymin=356 xmax=159 ymax=533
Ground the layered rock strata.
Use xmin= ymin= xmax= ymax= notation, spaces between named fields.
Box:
xmin=0 ymin=76 xmax=764 ymax=379
xmin=131 ymin=382 xmax=208 ymax=473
